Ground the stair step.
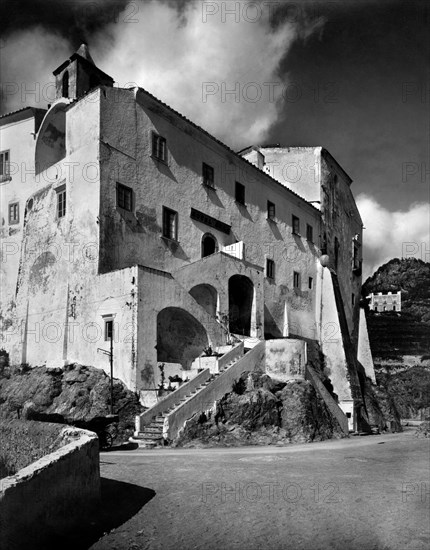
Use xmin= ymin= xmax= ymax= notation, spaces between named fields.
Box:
xmin=137 ymin=433 xmax=163 ymax=441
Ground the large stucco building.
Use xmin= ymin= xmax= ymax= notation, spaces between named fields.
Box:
xmin=0 ymin=46 xmax=375 ymax=431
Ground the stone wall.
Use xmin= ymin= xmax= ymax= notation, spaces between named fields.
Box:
xmin=265 ymin=339 xmax=306 ymax=381
xmin=0 ymin=424 xmax=99 ymax=549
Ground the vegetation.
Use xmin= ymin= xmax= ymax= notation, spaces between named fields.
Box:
xmin=362 ymin=258 xmax=430 ymax=420
xmin=362 ymin=258 xmax=430 ymax=325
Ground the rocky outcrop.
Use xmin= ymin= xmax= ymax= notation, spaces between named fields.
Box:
xmin=362 ymin=378 xmax=402 ymax=432
xmin=0 ymin=363 xmax=143 ymax=442
xmin=174 ymin=371 xmax=346 ymax=448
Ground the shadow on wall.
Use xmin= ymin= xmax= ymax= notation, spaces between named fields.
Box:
xmin=49 ymin=478 xmax=155 ymax=549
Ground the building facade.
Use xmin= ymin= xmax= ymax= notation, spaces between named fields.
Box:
xmin=0 ymin=46 xmax=373 ymax=424
xmin=367 ymin=291 xmax=402 ymax=312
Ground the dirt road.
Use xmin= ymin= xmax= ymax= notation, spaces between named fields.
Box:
xmin=82 ymin=429 xmax=429 ymax=550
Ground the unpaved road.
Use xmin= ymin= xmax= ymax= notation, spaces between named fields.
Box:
xmin=82 ymin=430 xmax=429 ymax=550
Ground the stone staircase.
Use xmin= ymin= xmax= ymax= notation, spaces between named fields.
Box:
xmin=132 ymin=347 xmax=246 ymax=448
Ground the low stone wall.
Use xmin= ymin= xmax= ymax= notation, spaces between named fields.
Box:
xmin=0 ymin=425 xmax=100 ymax=549
xmin=165 ymin=341 xmax=265 ymax=441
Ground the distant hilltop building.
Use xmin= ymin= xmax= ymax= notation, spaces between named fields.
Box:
xmin=367 ymin=291 xmax=401 ymax=312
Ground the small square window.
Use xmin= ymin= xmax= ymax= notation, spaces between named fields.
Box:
xmin=308 ymin=277 xmax=313 ymax=290
xmin=293 ymin=271 xmax=300 ymax=289
xmin=117 ymin=183 xmax=133 ymax=212
xmin=0 ymin=150 xmax=10 ymax=181
xmin=306 ymin=224 xmax=313 ymax=242
xmin=104 ymin=319 xmax=114 ymax=341
xmin=202 ymin=163 xmax=215 ymax=188
xmin=56 ymin=186 xmax=66 ymax=218
xmin=8 ymin=202 xmax=19 ymax=225
xmin=266 ymin=258 xmax=275 ymax=279
xmin=152 ymin=132 xmax=167 ymax=162
xmin=267 ymin=201 xmax=275 ymax=220
xmin=235 ymin=181 xmax=245 ymax=205
xmin=292 ymin=215 xmax=300 ymax=235
xmin=162 ymin=206 xmax=178 ymax=241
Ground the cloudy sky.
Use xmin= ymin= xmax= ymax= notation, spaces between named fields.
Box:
xmin=1 ymin=0 xmax=428 ymax=277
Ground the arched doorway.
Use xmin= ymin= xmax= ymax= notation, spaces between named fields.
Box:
xmin=228 ymin=275 xmax=254 ymax=336
xmin=201 ymin=233 xmax=218 ymax=257
xmin=157 ymin=307 xmax=209 ymax=369
xmin=189 ymin=284 xmax=218 ymax=317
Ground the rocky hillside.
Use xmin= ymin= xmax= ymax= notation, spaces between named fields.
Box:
xmin=0 ymin=360 xmax=143 ymax=443
xmin=362 ymin=258 xmax=430 ymax=420
xmin=174 ymin=371 xmax=347 ymax=447
xmin=362 ymin=257 xmax=430 ymax=325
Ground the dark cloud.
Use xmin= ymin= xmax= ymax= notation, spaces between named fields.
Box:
xmin=0 ymin=0 xmax=129 ymax=45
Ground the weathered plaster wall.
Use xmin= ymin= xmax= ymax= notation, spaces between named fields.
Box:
xmin=319 ymin=267 xmax=352 ymax=402
xmin=0 ymin=111 xmax=46 ymax=337
xmin=251 ymin=146 xmax=322 ymax=204
xmin=136 ymin=265 xmax=227 ymax=404
xmin=173 ymin=251 xmax=265 ymax=337
xmin=265 ymin=338 xmax=306 ymax=381
xmin=320 ymin=151 xmax=363 ymax=349
xmin=98 ymin=87 xmax=320 ymax=341
xmin=0 ymin=426 xmax=99 ymax=549
xmin=8 ymin=92 xmax=102 ymax=369
xmin=357 ymin=308 xmax=376 ymax=383
xmin=249 ymin=147 xmax=363 ymax=352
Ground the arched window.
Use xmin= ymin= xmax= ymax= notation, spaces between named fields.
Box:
xmin=62 ymin=71 xmax=69 ymax=98
xmin=201 ymin=233 xmax=218 ymax=258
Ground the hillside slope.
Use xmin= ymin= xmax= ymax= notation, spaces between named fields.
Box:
xmin=362 ymin=258 xmax=430 ymax=420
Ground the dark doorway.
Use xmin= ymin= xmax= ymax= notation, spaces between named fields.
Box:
xmin=189 ymin=284 xmax=217 ymax=317
xmin=201 ymin=233 xmax=217 ymax=257
xmin=228 ymin=275 xmax=254 ymax=336
xmin=157 ymin=307 xmax=209 ymax=369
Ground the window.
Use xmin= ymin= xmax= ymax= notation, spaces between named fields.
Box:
xmin=293 ymin=271 xmax=300 ymax=289
xmin=306 ymin=224 xmax=313 ymax=242
xmin=162 ymin=206 xmax=178 ymax=240
xmin=292 ymin=215 xmax=300 ymax=235
xmin=0 ymin=150 xmax=10 ymax=181
xmin=62 ymin=71 xmax=69 ymax=98
xmin=8 ymin=202 xmax=19 ymax=225
xmin=266 ymin=258 xmax=275 ymax=279
xmin=117 ymin=183 xmax=133 ymax=211
xmin=104 ymin=319 xmax=114 ymax=341
xmin=152 ymin=132 xmax=167 ymax=162
xmin=308 ymin=277 xmax=313 ymax=290
xmin=56 ymin=185 xmax=66 ymax=218
xmin=267 ymin=201 xmax=275 ymax=220
xmin=352 ymin=293 xmax=355 ymax=306
xmin=202 ymin=163 xmax=215 ymax=188
xmin=235 ymin=181 xmax=245 ymax=205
